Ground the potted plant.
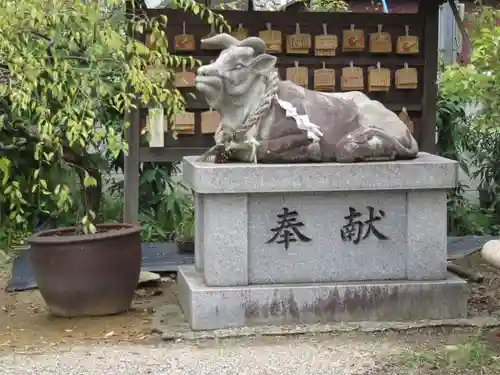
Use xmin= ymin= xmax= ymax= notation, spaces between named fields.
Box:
xmin=0 ymin=0 xmax=226 ymax=317
xmin=174 ymin=202 xmax=195 ymax=254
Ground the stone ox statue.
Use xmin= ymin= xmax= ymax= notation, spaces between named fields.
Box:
xmin=195 ymin=33 xmax=419 ymax=163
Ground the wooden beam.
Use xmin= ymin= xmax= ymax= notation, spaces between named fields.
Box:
xmin=140 ymin=146 xmax=208 ymax=162
xmin=448 ymin=0 xmax=472 ymax=55
xmin=420 ymin=0 xmax=440 ymax=154
xmin=123 ymin=0 xmax=141 ymax=225
xmin=123 ymin=104 xmax=141 ymax=225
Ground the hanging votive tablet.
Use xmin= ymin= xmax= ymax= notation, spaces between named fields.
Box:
xmin=201 ymin=110 xmax=221 ymax=134
xmin=368 ymin=62 xmax=391 ymax=92
xmin=341 ymin=62 xmax=364 ymax=91
xmin=174 ymin=22 xmax=195 ymax=52
xmin=231 ymin=23 xmax=249 ymax=41
xmin=315 ymin=23 xmax=338 ymax=56
xmin=286 ymin=23 xmax=311 ymax=54
xmin=172 ymin=111 xmax=195 ymax=135
xmin=286 ymin=61 xmax=308 ymax=88
xmin=201 ymin=24 xmax=221 ymax=50
xmin=342 ymin=24 xmax=365 ymax=52
xmin=395 ymin=63 xmax=418 ymax=89
xmin=369 ymin=24 xmax=392 ymax=53
xmin=174 ymin=68 xmax=196 ymax=88
xmin=259 ymin=23 xmax=282 ymax=53
xmin=314 ymin=62 xmax=335 ymax=91
xmin=397 ymin=25 xmax=419 ymax=54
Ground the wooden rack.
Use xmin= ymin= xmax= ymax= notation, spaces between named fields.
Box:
xmin=124 ymin=0 xmax=442 ymax=224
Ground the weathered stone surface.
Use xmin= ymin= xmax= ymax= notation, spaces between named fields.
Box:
xmin=188 ymin=153 xmax=455 ymax=286
xmin=201 ymin=194 xmax=248 ymax=286
xmin=177 ymin=153 xmax=465 ymax=330
xmin=178 ymin=265 xmax=468 ymax=331
xmin=183 ymin=153 xmax=457 ymax=194
xmin=138 ymin=271 xmax=160 ymax=285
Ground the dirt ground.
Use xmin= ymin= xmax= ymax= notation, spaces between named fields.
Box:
xmin=0 ymin=251 xmax=499 ymax=354
xmin=453 ymin=252 xmax=500 ymax=318
xmin=0 ymin=266 xmax=176 ymax=352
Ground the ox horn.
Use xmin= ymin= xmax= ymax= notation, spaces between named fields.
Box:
xmin=200 ymin=33 xmax=240 ymax=49
xmin=238 ymin=37 xmax=266 ymax=56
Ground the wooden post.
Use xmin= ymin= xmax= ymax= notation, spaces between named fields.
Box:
xmin=123 ymin=0 xmax=140 ymax=225
xmin=420 ymin=0 xmax=439 ymax=154
xmin=123 ymin=105 xmax=140 ymax=225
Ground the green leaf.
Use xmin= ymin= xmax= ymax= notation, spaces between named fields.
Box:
xmin=0 ymin=158 xmax=11 ymax=185
xmin=83 ymin=172 xmax=97 ymax=188
xmin=207 ymin=12 xmax=214 ymax=25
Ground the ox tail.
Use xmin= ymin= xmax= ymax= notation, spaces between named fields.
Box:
xmin=367 ymin=127 xmax=419 ymax=159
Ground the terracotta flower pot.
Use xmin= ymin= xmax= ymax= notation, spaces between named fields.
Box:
xmin=27 ymin=223 xmax=141 ymax=317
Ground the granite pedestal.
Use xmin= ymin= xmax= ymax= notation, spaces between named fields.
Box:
xmin=178 ymin=153 xmax=468 ymax=330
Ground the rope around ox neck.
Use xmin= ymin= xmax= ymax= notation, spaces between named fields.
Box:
xmin=198 ymin=71 xmax=280 ymax=163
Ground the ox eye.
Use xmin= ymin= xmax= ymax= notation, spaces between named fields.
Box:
xmin=234 ymin=63 xmax=244 ymax=70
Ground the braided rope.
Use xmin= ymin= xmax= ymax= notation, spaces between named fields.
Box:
xmin=198 ymin=71 xmax=280 ymax=162
xmin=241 ymin=71 xmax=280 ymax=132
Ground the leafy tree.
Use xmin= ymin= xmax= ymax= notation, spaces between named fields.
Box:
xmin=440 ymin=6 xmax=500 ymax=227
xmin=310 ymin=0 xmax=348 ymax=11
xmin=0 ymin=0 xmax=226 ymax=235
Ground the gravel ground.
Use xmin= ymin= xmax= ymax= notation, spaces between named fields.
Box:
xmin=0 ymin=336 xmax=396 ymax=375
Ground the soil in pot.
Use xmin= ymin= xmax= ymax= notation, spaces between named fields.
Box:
xmin=27 ymin=223 xmax=141 ymax=317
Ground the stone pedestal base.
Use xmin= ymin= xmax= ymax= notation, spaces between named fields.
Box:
xmin=178 ymin=265 xmax=468 ymax=331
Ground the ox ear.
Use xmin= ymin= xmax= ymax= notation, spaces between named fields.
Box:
xmin=249 ymin=54 xmax=277 ymax=75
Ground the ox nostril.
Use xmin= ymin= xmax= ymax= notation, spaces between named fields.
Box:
xmin=197 ymin=65 xmax=217 ymax=76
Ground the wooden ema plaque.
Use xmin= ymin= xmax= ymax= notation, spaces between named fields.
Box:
xmin=231 ymin=23 xmax=248 ymax=41
xmin=201 ymin=24 xmax=222 ymax=50
xmin=369 ymin=25 xmax=392 ymax=54
xmin=286 ymin=62 xmax=308 ymax=88
xmin=147 ymin=107 xmax=164 ymax=148
xmin=286 ymin=23 xmax=311 ymax=55
xmin=342 ymin=24 xmax=365 ymax=52
xmin=171 ymin=111 xmax=195 ymax=135
xmin=397 ymin=26 xmax=419 ymax=54
xmin=314 ymin=62 xmax=335 ymax=92
xmin=174 ymin=22 xmax=195 ymax=52
xmin=368 ymin=63 xmax=391 ymax=92
xmin=341 ymin=63 xmax=364 ymax=91
xmin=201 ymin=110 xmax=220 ymax=134
xmin=398 ymin=107 xmax=414 ymax=134
xmin=174 ymin=68 xmax=195 ymax=88
xmin=259 ymin=23 xmax=282 ymax=54
xmin=315 ymin=23 xmax=338 ymax=56
xmin=395 ymin=63 xmax=418 ymax=89
xmin=146 ymin=68 xmax=169 ymax=83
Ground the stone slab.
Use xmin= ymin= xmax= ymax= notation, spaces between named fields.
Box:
xmin=195 ymin=188 xmax=448 ymax=285
xmin=202 ymin=194 xmax=248 ymax=286
xmin=246 ymin=190 xmax=446 ymax=283
xmin=178 ymin=265 xmax=468 ymax=331
xmin=183 ymin=153 xmax=458 ymax=194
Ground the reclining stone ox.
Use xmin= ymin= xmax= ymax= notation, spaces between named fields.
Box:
xmin=195 ymin=33 xmax=419 ymax=163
